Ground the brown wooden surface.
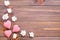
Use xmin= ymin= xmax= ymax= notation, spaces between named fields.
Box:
xmin=0 ymin=0 xmax=60 ymax=40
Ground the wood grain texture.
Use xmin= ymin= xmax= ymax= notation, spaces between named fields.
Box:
xmin=20 ymin=37 xmax=60 ymax=40
xmin=0 ymin=0 xmax=60 ymax=5
xmin=0 ymin=0 xmax=60 ymax=40
xmin=0 ymin=37 xmax=7 ymax=40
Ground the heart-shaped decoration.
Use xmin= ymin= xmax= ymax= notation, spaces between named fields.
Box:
xmin=4 ymin=20 xmax=11 ymax=29
xmin=13 ymin=25 xmax=20 ymax=32
xmin=4 ymin=30 xmax=12 ymax=38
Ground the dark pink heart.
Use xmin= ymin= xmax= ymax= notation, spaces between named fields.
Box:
xmin=4 ymin=30 xmax=12 ymax=38
xmin=13 ymin=25 xmax=20 ymax=32
xmin=4 ymin=20 xmax=11 ymax=29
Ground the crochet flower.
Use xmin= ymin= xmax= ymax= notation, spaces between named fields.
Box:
xmin=29 ymin=32 xmax=34 ymax=37
xmin=20 ymin=30 xmax=26 ymax=36
xmin=4 ymin=0 xmax=10 ymax=6
xmin=2 ymin=13 xmax=9 ymax=20
xmin=12 ymin=16 xmax=17 ymax=21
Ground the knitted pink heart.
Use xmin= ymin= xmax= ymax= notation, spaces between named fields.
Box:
xmin=4 ymin=30 xmax=12 ymax=38
xmin=13 ymin=25 xmax=20 ymax=32
xmin=4 ymin=20 xmax=11 ymax=29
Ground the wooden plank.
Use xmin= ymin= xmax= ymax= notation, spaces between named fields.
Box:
xmin=0 ymin=0 xmax=60 ymax=40
xmin=14 ymin=11 xmax=60 ymax=22
xmin=12 ymin=6 xmax=60 ymax=12
xmin=20 ymin=37 xmax=60 ymax=40
xmin=0 ymin=22 xmax=60 ymax=37
xmin=43 ymin=28 xmax=60 ymax=30
xmin=0 ymin=37 xmax=60 ymax=40
xmin=16 ymin=22 xmax=60 ymax=28
xmin=0 ymin=22 xmax=4 ymax=36
xmin=0 ymin=0 xmax=60 ymax=5
xmin=0 ymin=37 xmax=7 ymax=40
xmin=0 ymin=6 xmax=60 ymax=22
xmin=0 ymin=6 xmax=60 ymax=12
xmin=0 ymin=6 xmax=60 ymax=37
xmin=33 ymin=37 xmax=60 ymax=40
xmin=16 ymin=37 xmax=60 ymax=40
xmin=14 ymin=22 xmax=60 ymax=37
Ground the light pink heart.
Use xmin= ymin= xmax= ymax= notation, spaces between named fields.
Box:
xmin=4 ymin=20 xmax=11 ymax=29
xmin=13 ymin=25 xmax=20 ymax=32
xmin=4 ymin=30 xmax=12 ymax=38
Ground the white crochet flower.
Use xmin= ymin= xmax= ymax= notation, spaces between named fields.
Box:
xmin=4 ymin=0 xmax=10 ymax=6
xmin=13 ymin=33 xmax=17 ymax=39
xmin=12 ymin=16 xmax=17 ymax=21
xmin=20 ymin=30 xmax=26 ymax=36
xmin=7 ymin=8 xmax=12 ymax=13
xmin=29 ymin=32 xmax=34 ymax=37
xmin=2 ymin=13 xmax=9 ymax=20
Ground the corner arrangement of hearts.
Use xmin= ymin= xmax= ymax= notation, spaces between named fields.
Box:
xmin=2 ymin=0 xmax=34 ymax=40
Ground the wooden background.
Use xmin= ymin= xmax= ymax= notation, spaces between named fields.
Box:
xmin=0 ymin=0 xmax=60 ymax=40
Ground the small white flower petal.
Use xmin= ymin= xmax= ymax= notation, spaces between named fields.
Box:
xmin=4 ymin=0 xmax=10 ymax=6
xmin=12 ymin=16 xmax=17 ymax=21
xmin=2 ymin=14 xmax=9 ymax=20
xmin=7 ymin=8 xmax=12 ymax=13
xmin=13 ymin=33 xmax=17 ymax=39
xmin=20 ymin=30 xmax=26 ymax=36
xmin=29 ymin=32 xmax=34 ymax=37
